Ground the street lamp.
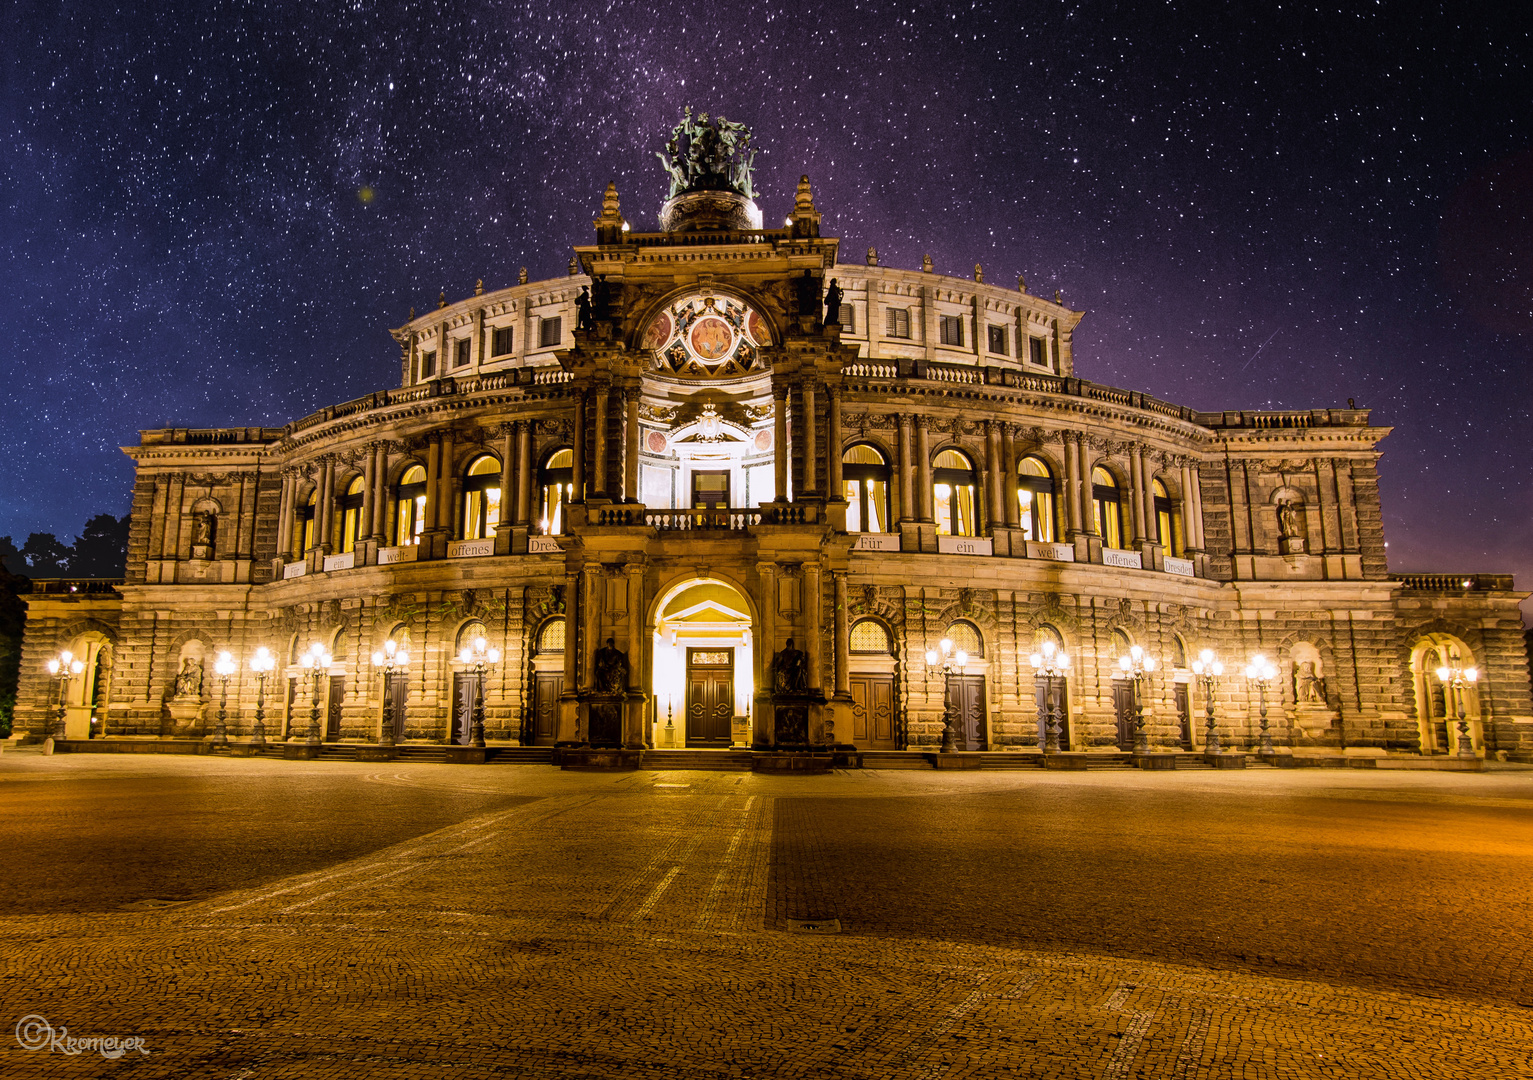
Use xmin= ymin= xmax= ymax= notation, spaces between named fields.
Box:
xmin=1116 ymin=645 xmax=1157 ymax=754
xmin=371 ymin=639 xmax=411 ymax=747
xmin=299 ymin=642 xmax=333 ymax=745
xmin=458 ymin=635 xmax=501 ymax=748
xmin=923 ymin=637 xmax=968 ymax=753
xmin=44 ymin=650 xmax=85 ymax=739
xmin=1028 ymin=640 xmax=1070 ymax=752
xmin=212 ymin=650 xmax=237 ymax=748
xmin=1190 ymin=648 xmax=1225 ymax=754
xmin=249 ymin=646 xmax=275 ymax=748
xmin=1434 ymin=653 xmax=1480 ymax=759
xmin=1244 ymin=653 xmax=1279 ymax=755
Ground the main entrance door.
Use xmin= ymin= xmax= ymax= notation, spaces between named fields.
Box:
xmin=1112 ymin=680 xmax=1137 ymax=750
xmin=530 ymin=672 xmax=562 ymax=746
xmin=452 ymin=672 xmax=481 ymax=745
xmin=945 ymin=674 xmax=986 ymax=751
xmin=849 ymin=674 xmax=897 ymax=749
xmin=325 ymin=674 xmax=345 ymax=741
xmin=686 ymin=648 xmax=734 ymax=747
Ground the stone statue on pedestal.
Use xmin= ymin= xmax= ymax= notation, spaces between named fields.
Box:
xmin=594 ymin=637 xmax=629 ymax=695
xmin=772 ymin=638 xmax=808 ymax=695
xmin=173 ymin=657 xmax=203 ymax=700
xmin=824 ymin=279 xmax=843 ymax=325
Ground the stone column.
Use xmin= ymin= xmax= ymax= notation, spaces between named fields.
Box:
xmin=804 ymin=563 xmax=823 ymax=692
xmin=1059 ymin=434 xmax=1078 ymax=537
xmin=826 ymin=387 xmax=843 ymax=499
xmin=276 ymin=473 xmax=295 ymax=560
xmin=1129 ymin=446 xmax=1147 ymax=545
xmin=896 ymin=414 xmax=914 ymax=521
xmin=772 ymin=385 xmax=788 ymax=501
xmin=985 ymin=420 xmax=1003 ymax=532
xmin=370 ymin=444 xmax=389 ymax=541
xmin=592 ymin=384 xmax=609 ymax=498
xmin=571 ymin=391 xmax=586 ymax=503
xmin=1002 ymin=423 xmax=1020 ymax=527
xmin=1188 ymin=462 xmax=1206 ymax=551
xmin=438 ymin=429 xmax=456 ymax=535
xmin=623 ymin=388 xmax=640 ymax=503
xmin=317 ymin=457 xmax=335 ymax=552
xmin=833 ymin=572 xmax=850 ymax=697
xmin=516 ymin=422 xmax=533 ymax=525
xmin=801 ymin=380 xmax=818 ymax=496
xmin=1078 ymin=437 xmax=1097 ymax=536
xmin=560 ymin=568 xmax=581 ymax=742
xmin=424 ymin=436 xmax=441 ymax=532
xmin=915 ymin=416 xmax=933 ymax=521
xmin=756 ymin=562 xmax=777 ymax=747
xmin=360 ymin=445 xmax=376 ymax=550
xmin=498 ymin=423 xmax=514 ymax=529
xmin=581 ymin=564 xmax=601 ymax=691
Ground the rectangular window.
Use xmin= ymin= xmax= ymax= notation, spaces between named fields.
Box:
xmin=1029 ymin=336 xmax=1047 ymax=368
xmin=885 ymin=307 xmax=911 ymax=339
xmin=420 ymin=350 xmax=436 ymax=378
xmin=939 ymin=315 xmax=964 ymax=347
xmin=835 ymin=303 xmax=855 ymax=332
xmin=539 ymin=317 xmax=562 ymax=348
xmin=492 ymin=326 xmax=515 ymax=356
xmin=453 ymin=338 xmax=471 ymax=368
xmin=988 ymin=325 xmax=1008 ymax=355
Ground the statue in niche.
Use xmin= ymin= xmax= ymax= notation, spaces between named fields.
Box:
xmin=173 ymin=657 xmax=204 ymax=699
xmin=575 ymin=286 xmax=593 ymax=331
xmin=593 ymin=638 xmax=629 ymax=695
xmin=191 ymin=511 xmax=216 ymax=558
xmin=772 ymin=638 xmax=809 ymax=695
xmin=1277 ymin=499 xmax=1307 ymax=553
xmin=1295 ymin=661 xmax=1327 ymax=705
xmin=823 ymin=279 xmax=843 ymax=325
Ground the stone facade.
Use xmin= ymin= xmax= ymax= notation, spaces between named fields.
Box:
xmin=16 ymin=170 xmax=1531 ymax=759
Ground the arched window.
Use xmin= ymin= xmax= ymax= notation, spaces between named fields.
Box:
xmin=945 ymin=620 xmax=983 ymax=658
xmin=1092 ymin=467 xmax=1123 ymax=549
xmin=1110 ymin=628 xmax=1132 ymax=661
xmin=1153 ymin=479 xmax=1184 ymax=557
xmin=850 ymin=619 xmax=892 ymax=654
xmin=462 ymin=455 xmax=501 ymax=540
xmin=1035 ymin=624 xmax=1064 ymax=652
xmin=1170 ymin=634 xmax=1188 ymax=669
xmin=537 ymin=617 xmax=566 ymax=653
xmin=338 ymin=476 xmax=365 ymax=553
xmin=539 ymin=449 xmax=573 ymax=535
xmin=299 ymin=490 xmax=317 ymax=553
xmin=933 ymin=449 xmax=978 ymax=537
xmin=395 ymin=465 xmax=427 ymax=546
xmin=457 ymin=620 xmax=488 ymax=652
xmin=1017 ymin=456 xmax=1056 ymax=542
xmin=843 ymin=444 xmax=891 ymax=533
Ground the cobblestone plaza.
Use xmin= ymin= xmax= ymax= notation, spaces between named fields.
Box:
xmin=2 ymin=753 xmax=1530 ymax=1078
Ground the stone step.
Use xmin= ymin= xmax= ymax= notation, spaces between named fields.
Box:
xmin=859 ymin=752 xmax=935 ymax=770
xmin=641 ymin=750 xmax=754 ymax=771
xmin=486 ymin=747 xmax=555 ymax=765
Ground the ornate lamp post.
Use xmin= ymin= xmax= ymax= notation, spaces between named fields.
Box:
xmin=371 ymin=639 xmax=411 ymax=747
xmin=45 ymin=650 xmax=85 ymax=739
xmin=1190 ymin=648 xmax=1224 ymax=754
xmin=923 ymin=637 xmax=968 ymax=753
xmin=299 ymin=642 xmax=333 ymax=745
xmin=1434 ymin=653 xmax=1480 ymax=759
xmin=249 ymin=646 xmax=274 ymax=748
xmin=1244 ymin=653 xmax=1278 ymax=755
xmin=1028 ymin=640 xmax=1070 ymax=752
xmin=458 ymin=635 xmax=501 ymax=748
xmin=212 ymin=650 xmax=237 ymax=748
xmin=1116 ymin=645 xmax=1158 ymax=754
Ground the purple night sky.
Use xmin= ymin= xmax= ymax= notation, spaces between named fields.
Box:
xmin=1 ymin=2 xmax=1529 ymax=612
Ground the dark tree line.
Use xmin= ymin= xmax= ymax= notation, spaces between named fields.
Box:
xmin=0 ymin=514 xmax=128 ymax=736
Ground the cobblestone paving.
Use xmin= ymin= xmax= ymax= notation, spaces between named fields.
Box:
xmin=0 ymin=754 xmax=1530 ymax=1078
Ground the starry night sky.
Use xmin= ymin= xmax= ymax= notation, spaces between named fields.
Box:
xmin=1 ymin=1 xmax=1529 ymax=610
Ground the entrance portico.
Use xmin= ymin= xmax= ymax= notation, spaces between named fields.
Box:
xmin=651 ymin=578 xmax=754 ymax=749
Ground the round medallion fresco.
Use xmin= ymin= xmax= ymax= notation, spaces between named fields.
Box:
xmin=642 ymin=293 xmax=770 ymax=379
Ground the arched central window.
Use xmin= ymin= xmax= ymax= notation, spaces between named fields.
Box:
xmin=299 ymin=490 xmax=317 ymax=553
xmin=338 ymin=476 xmax=365 ymax=553
xmin=843 ymin=444 xmax=890 ymax=533
xmin=933 ymin=449 xmax=978 ymax=536
xmin=1017 ymin=456 xmax=1056 ymax=542
xmin=1153 ymin=479 xmax=1184 ymax=557
xmin=540 ymin=449 xmax=573 ymax=535
xmin=537 ymin=617 xmax=566 ymax=653
xmin=1093 ymin=467 xmax=1123 ymax=549
xmin=945 ymin=620 xmax=983 ymax=657
xmin=462 ymin=455 xmax=501 ymax=540
xmin=394 ymin=465 xmax=427 ymax=546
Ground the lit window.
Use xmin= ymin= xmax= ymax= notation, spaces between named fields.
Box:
xmin=538 ymin=617 xmax=566 ymax=653
xmin=933 ymin=449 xmax=977 ymax=537
xmin=1153 ymin=479 xmax=1184 ymax=557
xmin=842 ymin=444 xmax=890 ymax=533
xmin=299 ymin=490 xmax=317 ymax=552
xmin=850 ymin=619 xmax=891 ymax=654
xmin=945 ymin=620 xmax=983 ymax=658
xmin=1017 ymin=456 xmax=1056 ymax=542
xmin=395 ymin=465 xmax=427 ymax=546
xmin=462 ymin=455 xmax=502 ymax=540
xmin=1093 ymin=467 xmax=1123 ymax=549
xmin=539 ymin=449 xmax=573 ymax=534
xmin=338 ymin=476 xmax=366 ymax=554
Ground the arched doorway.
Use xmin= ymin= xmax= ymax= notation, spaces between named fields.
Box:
xmin=1410 ymin=635 xmax=1483 ymax=755
xmin=652 ymin=579 xmax=754 ymax=748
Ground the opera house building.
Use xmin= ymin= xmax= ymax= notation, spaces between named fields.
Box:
xmin=18 ymin=117 xmax=1531 ymax=769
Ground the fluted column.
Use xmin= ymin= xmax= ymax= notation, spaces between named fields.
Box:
xmin=801 ymin=380 xmax=818 ymax=496
xmin=571 ymin=391 xmax=586 ymax=503
xmin=897 ymin=414 xmax=914 ymax=522
xmin=772 ymin=385 xmax=788 ymax=501
xmin=915 ymin=416 xmax=933 ymax=521
xmin=623 ymin=388 xmax=640 ymax=503
xmin=827 ymin=387 xmax=843 ymax=500
xmin=833 ymin=572 xmax=850 ymax=697
xmin=515 ymin=422 xmax=533 ymax=525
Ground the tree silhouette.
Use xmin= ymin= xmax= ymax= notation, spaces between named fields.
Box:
xmin=72 ymin=514 xmax=130 ymax=578
xmin=19 ymin=533 xmax=70 ymax=577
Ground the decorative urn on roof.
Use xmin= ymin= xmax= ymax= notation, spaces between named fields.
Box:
xmin=655 ymin=107 xmax=764 ymax=232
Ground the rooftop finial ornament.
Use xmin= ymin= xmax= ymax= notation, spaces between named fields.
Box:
xmin=656 ymin=106 xmax=758 ymax=200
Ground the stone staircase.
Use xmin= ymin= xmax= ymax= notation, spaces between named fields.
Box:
xmin=640 ymin=749 xmax=755 ymax=772
xmin=486 ymin=746 xmax=555 ymax=765
xmin=859 ymin=751 xmax=935 ymax=770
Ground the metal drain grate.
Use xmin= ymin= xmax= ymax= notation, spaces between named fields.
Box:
xmin=786 ymin=918 xmax=842 ymax=934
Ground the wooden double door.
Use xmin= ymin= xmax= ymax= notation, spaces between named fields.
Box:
xmin=945 ymin=674 xmax=987 ymax=751
xmin=452 ymin=673 xmax=481 ymax=745
xmin=849 ymin=674 xmax=898 ymax=749
xmin=1113 ymin=680 xmax=1137 ymax=750
xmin=686 ymin=648 xmax=734 ymax=747
xmin=529 ymin=672 xmax=562 ymax=746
